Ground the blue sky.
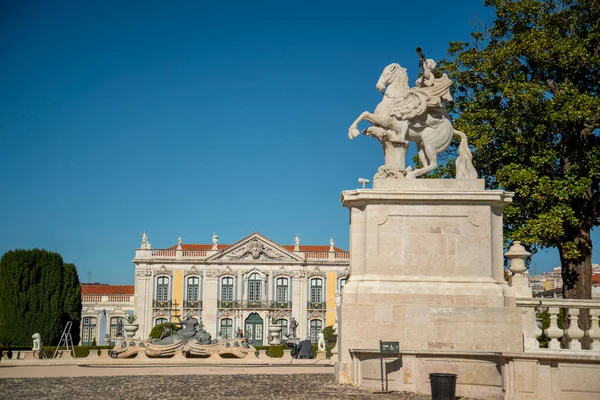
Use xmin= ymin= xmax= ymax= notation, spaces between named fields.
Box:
xmin=1 ymin=1 xmax=597 ymax=284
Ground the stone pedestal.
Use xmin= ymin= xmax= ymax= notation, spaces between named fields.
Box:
xmin=336 ymin=179 xmax=523 ymax=386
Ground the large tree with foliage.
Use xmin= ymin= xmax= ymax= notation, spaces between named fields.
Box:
xmin=439 ymin=0 xmax=599 ymax=299
xmin=0 ymin=249 xmax=82 ymax=346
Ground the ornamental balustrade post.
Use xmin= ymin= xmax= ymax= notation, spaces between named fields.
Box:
xmin=588 ymin=309 xmax=600 ymax=351
xmin=505 ymin=241 xmax=532 ymax=298
xmin=565 ymin=307 xmax=585 ymax=350
xmin=545 ymin=307 xmax=563 ymax=350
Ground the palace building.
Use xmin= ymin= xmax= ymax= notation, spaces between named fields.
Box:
xmin=133 ymin=232 xmax=350 ymax=345
xmin=80 ymin=284 xmax=135 ymax=346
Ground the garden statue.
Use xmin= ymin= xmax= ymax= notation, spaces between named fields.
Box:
xmin=289 ymin=317 xmax=298 ymax=338
xmin=140 ymin=232 xmax=151 ymax=249
xmin=318 ymin=331 xmax=326 ymax=352
xmin=348 ymin=48 xmax=477 ymax=180
xmin=32 ymin=333 xmax=42 ymax=351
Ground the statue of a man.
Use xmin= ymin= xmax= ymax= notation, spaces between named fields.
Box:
xmin=212 ymin=233 xmax=219 ymax=249
xmin=289 ymin=317 xmax=298 ymax=338
xmin=329 ymin=237 xmax=335 ymax=251
xmin=177 ymin=236 xmax=182 ymax=246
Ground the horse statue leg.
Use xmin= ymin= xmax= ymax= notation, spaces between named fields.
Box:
xmin=348 ymin=111 xmax=394 ymax=140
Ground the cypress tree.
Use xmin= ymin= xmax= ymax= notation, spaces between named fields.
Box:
xmin=0 ymin=249 xmax=82 ymax=346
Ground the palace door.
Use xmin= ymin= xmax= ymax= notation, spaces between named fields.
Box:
xmin=245 ymin=313 xmax=263 ymax=346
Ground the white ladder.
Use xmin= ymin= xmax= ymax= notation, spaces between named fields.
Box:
xmin=53 ymin=321 xmax=76 ymax=359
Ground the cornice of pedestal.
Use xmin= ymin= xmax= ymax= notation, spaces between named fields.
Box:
xmin=341 ymin=179 xmax=513 ymax=208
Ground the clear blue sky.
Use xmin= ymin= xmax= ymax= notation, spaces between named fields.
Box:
xmin=1 ymin=1 xmax=597 ymax=284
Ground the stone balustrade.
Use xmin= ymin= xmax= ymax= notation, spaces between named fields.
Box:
xmin=506 ymin=241 xmax=600 ymax=352
xmin=517 ymin=298 xmax=600 ymax=351
xmin=137 ymin=247 xmax=347 ymax=261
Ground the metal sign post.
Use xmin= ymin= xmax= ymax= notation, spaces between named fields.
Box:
xmin=374 ymin=340 xmax=399 ymax=394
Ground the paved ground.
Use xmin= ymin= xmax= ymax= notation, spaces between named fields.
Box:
xmin=0 ymin=365 xmax=440 ymax=400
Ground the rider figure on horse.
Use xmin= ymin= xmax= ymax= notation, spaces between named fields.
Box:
xmin=390 ymin=50 xmax=454 ymax=144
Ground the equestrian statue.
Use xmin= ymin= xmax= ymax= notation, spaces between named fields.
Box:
xmin=348 ymin=48 xmax=477 ymax=180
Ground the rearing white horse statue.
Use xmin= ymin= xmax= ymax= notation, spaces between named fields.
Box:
xmin=348 ymin=61 xmax=477 ymax=180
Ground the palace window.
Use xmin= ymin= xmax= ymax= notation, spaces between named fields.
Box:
xmin=276 ymin=277 xmax=288 ymax=302
xmin=276 ymin=319 xmax=288 ymax=337
xmin=220 ymin=318 xmax=233 ymax=339
xmin=310 ymin=278 xmax=323 ymax=303
xmin=221 ymin=277 xmax=234 ymax=302
xmin=187 ymin=277 xmax=200 ymax=301
xmin=156 ymin=276 xmax=170 ymax=302
xmin=248 ymin=273 xmax=262 ymax=302
xmin=339 ymin=277 xmax=347 ymax=291
xmin=109 ymin=317 xmax=124 ymax=342
xmin=82 ymin=317 xmax=96 ymax=346
xmin=309 ymin=319 xmax=323 ymax=344
xmin=155 ymin=318 xmax=168 ymax=326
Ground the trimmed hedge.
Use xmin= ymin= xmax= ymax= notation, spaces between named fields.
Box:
xmin=149 ymin=323 xmax=180 ymax=340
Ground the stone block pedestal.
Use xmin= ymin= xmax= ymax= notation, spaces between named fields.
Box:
xmin=336 ymin=179 xmax=523 ymax=393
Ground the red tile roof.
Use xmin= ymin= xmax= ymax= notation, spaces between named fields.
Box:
xmin=592 ymin=274 xmax=600 ymax=284
xmin=167 ymin=243 xmax=348 ymax=253
xmin=81 ymin=285 xmax=134 ymax=295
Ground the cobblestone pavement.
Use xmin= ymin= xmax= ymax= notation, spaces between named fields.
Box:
xmin=0 ymin=373 xmax=446 ymax=400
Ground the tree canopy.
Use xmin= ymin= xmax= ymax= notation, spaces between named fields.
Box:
xmin=0 ymin=249 xmax=82 ymax=346
xmin=440 ymin=0 xmax=599 ymax=298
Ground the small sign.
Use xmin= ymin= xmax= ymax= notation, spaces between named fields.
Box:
xmin=380 ymin=341 xmax=400 ymax=354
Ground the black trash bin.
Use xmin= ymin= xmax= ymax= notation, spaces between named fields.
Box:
xmin=429 ymin=373 xmax=457 ymax=400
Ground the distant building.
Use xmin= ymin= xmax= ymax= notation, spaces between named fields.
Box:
xmin=132 ymin=232 xmax=350 ymax=345
xmin=80 ymin=284 xmax=135 ymax=345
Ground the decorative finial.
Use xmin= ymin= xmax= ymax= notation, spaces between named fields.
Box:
xmin=212 ymin=232 xmax=219 ymax=250
xmin=294 ymin=234 xmax=300 ymax=251
xmin=329 ymin=237 xmax=335 ymax=252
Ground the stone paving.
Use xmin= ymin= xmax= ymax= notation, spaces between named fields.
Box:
xmin=0 ymin=373 xmax=442 ymax=400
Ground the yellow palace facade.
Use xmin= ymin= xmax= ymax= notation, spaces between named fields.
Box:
xmin=133 ymin=232 xmax=350 ymax=345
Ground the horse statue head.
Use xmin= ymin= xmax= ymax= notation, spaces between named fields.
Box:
xmin=376 ymin=63 xmax=409 ymax=94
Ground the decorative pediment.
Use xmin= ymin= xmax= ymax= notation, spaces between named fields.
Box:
xmin=207 ymin=233 xmax=304 ymax=262
xmin=272 ymin=266 xmax=294 ymax=278
xmin=337 ymin=267 xmax=350 ymax=278
xmin=309 ymin=311 xmax=325 ymax=319
xmin=184 ymin=265 xmax=201 ymax=276
xmin=307 ymin=267 xmax=326 ymax=278
xmin=218 ymin=266 xmax=234 ymax=277
xmin=153 ymin=265 xmax=173 ymax=276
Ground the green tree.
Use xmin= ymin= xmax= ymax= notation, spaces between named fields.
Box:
xmin=0 ymin=249 xmax=82 ymax=346
xmin=440 ymin=0 xmax=599 ymax=299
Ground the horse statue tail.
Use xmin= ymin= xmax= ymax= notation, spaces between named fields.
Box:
xmin=453 ymin=130 xmax=478 ymax=179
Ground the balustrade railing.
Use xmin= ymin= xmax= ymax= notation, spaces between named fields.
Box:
xmin=183 ymin=300 xmax=202 ymax=309
xmin=218 ymin=300 xmax=242 ymax=309
xmin=151 ymin=249 xmax=176 ymax=257
xmin=182 ymin=250 xmax=207 ymax=257
xmin=307 ymin=301 xmax=326 ymax=310
xmin=304 ymin=251 xmax=329 ymax=259
xmin=517 ymin=298 xmax=600 ymax=352
xmin=153 ymin=300 xmax=172 ymax=309
xmin=270 ymin=301 xmax=292 ymax=309
xmin=245 ymin=300 xmax=267 ymax=309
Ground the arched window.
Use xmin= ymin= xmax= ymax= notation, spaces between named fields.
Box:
xmin=276 ymin=277 xmax=288 ymax=302
xmin=187 ymin=277 xmax=199 ymax=301
xmin=310 ymin=319 xmax=323 ymax=344
xmin=155 ymin=317 xmax=167 ymax=326
xmin=82 ymin=317 xmax=97 ymax=346
xmin=277 ymin=319 xmax=288 ymax=337
xmin=110 ymin=317 xmax=124 ymax=342
xmin=156 ymin=276 xmax=169 ymax=302
xmin=248 ymin=273 xmax=262 ymax=302
xmin=220 ymin=318 xmax=233 ymax=339
xmin=310 ymin=278 xmax=323 ymax=303
xmin=221 ymin=277 xmax=234 ymax=301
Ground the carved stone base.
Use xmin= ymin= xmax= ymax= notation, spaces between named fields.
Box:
xmin=373 ymin=165 xmax=410 ymax=189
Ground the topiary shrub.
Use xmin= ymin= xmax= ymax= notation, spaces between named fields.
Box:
xmin=149 ymin=323 xmax=179 ymax=340
xmin=323 ymin=325 xmax=337 ymax=345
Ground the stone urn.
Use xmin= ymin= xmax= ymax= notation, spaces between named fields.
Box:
xmin=123 ymin=324 xmax=139 ymax=339
xmin=268 ymin=325 xmax=282 ymax=345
